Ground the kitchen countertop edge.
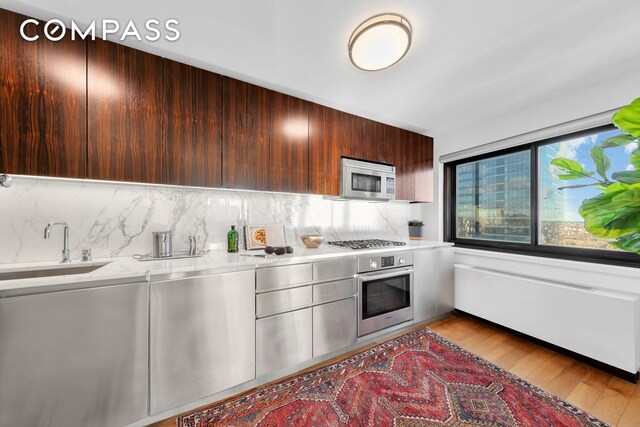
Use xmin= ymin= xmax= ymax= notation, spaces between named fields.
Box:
xmin=0 ymin=241 xmax=453 ymax=294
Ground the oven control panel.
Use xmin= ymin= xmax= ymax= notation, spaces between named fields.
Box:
xmin=357 ymin=252 xmax=413 ymax=273
xmin=381 ymin=256 xmax=395 ymax=268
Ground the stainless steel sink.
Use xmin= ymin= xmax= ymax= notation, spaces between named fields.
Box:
xmin=0 ymin=262 xmax=112 ymax=281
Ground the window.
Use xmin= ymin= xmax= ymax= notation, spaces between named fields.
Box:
xmin=446 ymin=124 xmax=639 ymax=267
xmin=538 ymin=128 xmax=627 ymax=251
xmin=456 ymin=151 xmax=531 ymax=243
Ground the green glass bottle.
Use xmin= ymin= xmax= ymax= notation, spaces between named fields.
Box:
xmin=227 ymin=225 xmax=239 ymax=253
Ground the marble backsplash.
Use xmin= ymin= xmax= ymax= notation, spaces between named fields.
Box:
xmin=0 ymin=176 xmax=420 ymax=264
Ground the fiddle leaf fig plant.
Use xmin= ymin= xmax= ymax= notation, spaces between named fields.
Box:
xmin=552 ymin=97 xmax=640 ymax=255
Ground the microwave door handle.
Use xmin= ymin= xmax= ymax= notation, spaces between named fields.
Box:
xmin=359 ymin=268 xmax=414 ymax=281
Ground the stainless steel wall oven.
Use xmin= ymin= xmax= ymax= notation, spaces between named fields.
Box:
xmin=357 ymin=252 xmax=413 ymax=336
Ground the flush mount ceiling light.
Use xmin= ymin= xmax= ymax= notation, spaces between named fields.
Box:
xmin=348 ymin=13 xmax=412 ymax=71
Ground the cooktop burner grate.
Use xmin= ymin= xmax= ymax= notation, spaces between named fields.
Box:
xmin=328 ymin=239 xmax=407 ymax=250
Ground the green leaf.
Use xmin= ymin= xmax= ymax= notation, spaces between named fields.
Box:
xmin=631 ymin=149 xmax=640 ymax=170
xmin=579 ymin=183 xmax=640 ymax=238
xmin=611 ymin=170 xmax=640 ymax=184
xmin=600 ymin=134 xmax=638 ymax=148
xmin=558 ymin=183 xmax=602 ymax=190
xmin=550 ymin=157 xmax=595 ymax=180
xmin=610 ymin=233 xmax=640 ymax=255
xmin=613 ymin=98 xmax=640 ymax=137
xmin=589 ymin=146 xmax=610 ymax=181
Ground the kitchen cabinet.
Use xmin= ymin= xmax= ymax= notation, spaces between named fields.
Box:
xmin=309 ymin=104 xmax=433 ymax=201
xmin=311 ymin=258 xmax=357 ymax=357
xmin=164 ymin=61 xmax=223 ymax=186
xmin=405 ymin=132 xmax=434 ymax=203
xmin=0 ymin=9 xmax=86 ymax=178
xmin=413 ymin=247 xmax=455 ymax=323
xmin=309 ymin=107 xmax=391 ymax=196
xmin=0 ymin=281 xmax=148 ymax=427
xmin=87 ymin=39 xmax=165 ymax=183
xmin=269 ymin=92 xmax=310 ymax=193
xmin=391 ymin=129 xmax=434 ymax=202
xmin=150 ymin=270 xmax=255 ymax=414
xmin=256 ymin=263 xmax=313 ymax=376
xmin=308 ymin=105 xmax=354 ymax=196
xmin=222 ymin=77 xmax=270 ymax=190
xmin=256 ymin=308 xmax=313 ymax=376
xmin=0 ymin=7 xmax=434 ymax=198
xmin=313 ymin=295 xmax=357 ymax=357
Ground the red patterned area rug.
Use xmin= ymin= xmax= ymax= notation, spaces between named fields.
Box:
xmin=177 ymin=328 xmax=607 ymax=427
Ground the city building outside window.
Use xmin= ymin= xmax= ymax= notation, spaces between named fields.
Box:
xmin=456 ymin=151 xmax=531 ymax=243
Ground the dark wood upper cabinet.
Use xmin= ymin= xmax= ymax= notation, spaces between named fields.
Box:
xmin=87 ymin=39 xmax=164 ymax=183
xmin=0 ymin=9 xmax=86 ymax=178
xmin=164 ymin=61 xmax=222 ymax=187
xmin=309 ymin=104 xmax=347 ymax=196
xmin=410 ymin=133 xmax=434 ymax=203
xmin=309 ymin=106 xmax=432 ymax=201
xmin=0 ymin=8 xmax=433 ymax=199
xmin=395 ymin=129 xmax=416 ymax=201
xmin=392 ymin=129 xmax=434 ymax=202
xmin=222 ymin=77 xmax=269 ymax=190
xmin=269 ymin=92 xmax=310 ymax=193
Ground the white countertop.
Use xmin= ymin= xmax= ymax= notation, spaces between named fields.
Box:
xmin=0 ymin=241 xmax=452 ymax=297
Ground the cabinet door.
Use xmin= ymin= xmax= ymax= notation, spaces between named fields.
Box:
xmin=309 ymin=106 xmax=386 ymax=196
xmin=0 ymin=282 xmax=148 ymax=427
xmin=222 ymin=77 xmax=269 ymax=190
xmin=413 ymin=249 xmax=437 ymax=323
xmin=150 ymin=270 xmax=255 ymax=414
xmin=0 ymin=9 xmax=86 ymax=178
xmin=393 ymin=130 xmax=434 ymax=202
xmin=434 ymin=247 xmax=454 ymax=316
xmin=313 ymin=297 xmax=357 ymax=357
xmin=269 ymin=92 xmax=309 ymax=193
xmin=413 ymin=248 xmax=455 ymax=323
xmin=164 ymin=61 xmax=222 ymax=186
xmin=409 ymin=133 xmax=434 ymax=203
xmin=256 ymin=308 xmax=312 ymax=377
xmin=87 ymin=39 xmax=164 ymax=183
xmin=308 ymin=104 xmax=344 ymax=196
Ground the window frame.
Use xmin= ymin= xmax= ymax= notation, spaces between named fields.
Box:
xmin=445 ymin=124 xmax=640 ymax=268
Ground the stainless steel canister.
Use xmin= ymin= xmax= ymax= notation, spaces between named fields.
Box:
xmin=152 ymin=231 xmax=173 ymax=258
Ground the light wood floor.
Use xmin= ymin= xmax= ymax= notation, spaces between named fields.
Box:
xmin=428 ymin=313 xmax=640 ymax=426
xmin=156 ymin=313 xmax=640 ymax=426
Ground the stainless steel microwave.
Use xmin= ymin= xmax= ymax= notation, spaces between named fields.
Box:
xmin=340 ymin=157 xmax=395 ymax=201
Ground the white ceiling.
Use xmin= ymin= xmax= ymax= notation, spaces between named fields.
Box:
xmin=3 ymin=0 xmax=640 ymax=155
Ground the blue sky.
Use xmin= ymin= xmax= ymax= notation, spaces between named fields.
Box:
xmin=548 ymin=128 xmax=637 ymax=221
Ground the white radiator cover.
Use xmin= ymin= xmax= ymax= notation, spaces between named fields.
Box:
xmin=455 ymin=264 xmax=640 ymax=374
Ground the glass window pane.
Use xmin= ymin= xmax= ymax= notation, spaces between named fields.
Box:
xmin=456 ymin=151 xmax=531 ymax=243
xmin=538 ymin=128 xmax=629 ymax=251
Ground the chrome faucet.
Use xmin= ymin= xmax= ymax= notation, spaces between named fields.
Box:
xmin=44 ymin=222 xmax=71 ymax=263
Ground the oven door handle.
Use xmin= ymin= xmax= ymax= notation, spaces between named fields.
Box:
xmin=358 ymin=267 xmax=414 ymax=281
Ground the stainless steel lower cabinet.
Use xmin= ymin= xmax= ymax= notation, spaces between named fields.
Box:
xmin=150 ymin=270 xmax=256 ymax=414
xmin=313 ymin=297 xmax=357 ymax=357
xmin=0 ymin=282 xmax=148 ymax=427
xmin=256 ymin=308 xmax=312 ymax=377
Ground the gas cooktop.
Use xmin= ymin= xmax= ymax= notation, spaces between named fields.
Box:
xmin=328 ymin=239 xmax=407 ymax=250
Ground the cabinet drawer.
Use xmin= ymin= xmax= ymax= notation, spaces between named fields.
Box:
xmin=256 ymin=286 xmax=312 ymax=318
xmin=313 ymin=297 xmax=357 ymax=357
xmin=256 ymin=308 xmax=312 ymax=376
xmin=313 ymin=278 xmax=356 ymax=305
xmin=256 ymin=263 xmax=312 ymax=292
xmin=313 ymin=258 xmax=356 ymax=282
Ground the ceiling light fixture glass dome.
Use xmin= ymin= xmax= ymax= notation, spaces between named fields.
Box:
xmin=348 ymin=13 xmax=412 ymax=71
